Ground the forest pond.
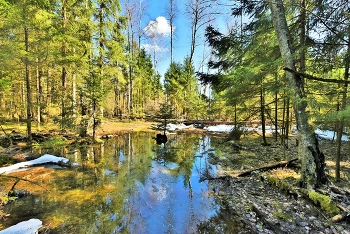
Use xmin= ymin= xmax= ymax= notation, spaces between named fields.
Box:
xmin=1 ymin=132 xmax=245 ymax=233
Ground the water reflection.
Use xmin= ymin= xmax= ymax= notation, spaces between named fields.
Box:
xmin=1 ymin=133 xmax=242 ymax=233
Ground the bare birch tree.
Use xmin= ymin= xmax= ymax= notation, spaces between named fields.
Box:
xmin=186 ymin=0 xmax=216 ymax=64
xmin=165 ymin=0 xmax=179 ymax=63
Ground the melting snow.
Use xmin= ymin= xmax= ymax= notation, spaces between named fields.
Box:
xmin=204 ymin=125 xmax=234 ymax=132
xmin=0 ymin=154 xmax=69 ymax=174
xmin=0 ymin=219 xmax=42 ymax=234
xmin=165 ymin=123 xmax=348 ymax=141
xmin=315 ymin=129 xmax=349 ymax=141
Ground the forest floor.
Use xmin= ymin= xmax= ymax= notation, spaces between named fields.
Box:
xmin=0 ymin=119 xmax=349 ymax=233
xmin=201 ymin=134 xmax=350 ymax=233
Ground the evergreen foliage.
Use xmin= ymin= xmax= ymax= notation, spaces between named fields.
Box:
xmin=0 ymin=0 xmax=348 ymax=182
xmin=164 ymin=57 xmax=204 ymax=119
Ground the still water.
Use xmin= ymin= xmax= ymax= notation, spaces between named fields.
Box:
xmin=2 ymin=132 xmax=243 ymax=233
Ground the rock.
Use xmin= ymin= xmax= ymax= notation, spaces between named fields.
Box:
xmin=308 ymin=216 xmax=316 ymax=221
xmin=330 ymin=226 xmax=338 ymax=234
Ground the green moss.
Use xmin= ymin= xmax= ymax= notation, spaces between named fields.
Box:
xmin=308 ymin=191 xmax=340 ymax=215
xmin=0 ymin=155 xmax=15 ymax=167
xmin=0 ymin=192 xmax=17 ymax=205
xmin=266 ymin=175 xmax=291 ymax=192
xmin=274 ymin=211 xmax=294 ymax=221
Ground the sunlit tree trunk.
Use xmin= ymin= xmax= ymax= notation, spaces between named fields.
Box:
xmin=113 ymin=78 xmax=121 ymax=118
xmin=36 ymin=62 xmax=43 ymax=130
xmin=166 ymin=0 xmax=178 ymax=63
xmin=268 ymin=0 xmax=327 ymax=189
xmin=186 ymin=0 xmax=213 ymax=64
xmin=127 ymin=21 xmax=133 ymax=117
xmin=61 ymin=0 xmax=67 ymax=129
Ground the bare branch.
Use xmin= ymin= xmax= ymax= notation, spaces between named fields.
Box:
xmin=283 ymin=67 xmax=350 ymax=85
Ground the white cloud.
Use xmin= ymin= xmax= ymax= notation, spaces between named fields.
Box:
xmin=142 ymin=44 xmax=169 ymax=53
xmin=144 ymin=16 xmax=174 ymax=38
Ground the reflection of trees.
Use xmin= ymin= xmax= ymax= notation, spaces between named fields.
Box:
xmin=3 ymin=133 xmax=223 ymax=233
xmin=152 ymin=134 xmax=201 ymax=187
xmin=4 ymin=132 xmax=155 ymax=233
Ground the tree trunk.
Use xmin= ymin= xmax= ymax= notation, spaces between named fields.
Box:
xmin=285 ymin=97 xmax=290 ymax=141
xmin=72 ymin=70 xmax=77 ymax=116
xmin=260 ymin=82 xmax=267 ymax=146
xmin=36 ymin=62 xmax=43 ymax=129
xmin=127 ymin=24 xmax=133 ymax=118
xmin=268 ymin=0 xmax=327 ymax=189
xmin=113 ymin=79 xmax=121 ymax=117
xmin=61 ymin=0 xmax=67 ymax=130
xmin=335 ymin=28 xmax=350 ymax=181
xmin=24 ymin=26 xmax=32 ymax=147
xmin=275 ymin=74 xmax=278 ymax=142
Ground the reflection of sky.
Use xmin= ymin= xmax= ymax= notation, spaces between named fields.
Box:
xmin=1 ymin=134 xmax=222 ymax=233
xmin=125 ymin=136 xmax=218 ymax=234
xmin=119 ymin=150 xmax=125 ymax=163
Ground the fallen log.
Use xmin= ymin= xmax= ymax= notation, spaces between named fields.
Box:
xmin=236 ymin=158 xmax=298 ymax=177
xmin=315 ymin=187 xmax=350 ymax=223
xmin=329 ymin=184 xmax=350 ymax=197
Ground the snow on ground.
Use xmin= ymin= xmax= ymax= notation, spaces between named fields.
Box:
xmin=166 ymin=123 xmax=193 ymax=131
xmin=0 ymin=219 xmax=42 ymax=234
xmin=167 ymin=123 xmax=349 ymax=141
xmin=315 ymin=129 xmax=349 ymax=141
xmin=0 ymin=154 xmax=69 ymax=174
xmin=203 ymin=124 xmax=278 ymax=134
xmin=203 ymin=124 xmax=234 ymax=133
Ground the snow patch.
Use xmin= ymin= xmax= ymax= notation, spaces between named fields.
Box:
xmin=204 ymin=125 xmax=234 ymax=133
xmin=166 ymin=123 xmax=193 ymax=131
xmin=315 ymin=129 xmax=349 ymax=141
xmin=0 ymin=219 xmax=42 ymax=234
xmin=0 ymin=154 xmax=69 ymax=174
xmin=165 ymin=123 xmax=349 ymax=141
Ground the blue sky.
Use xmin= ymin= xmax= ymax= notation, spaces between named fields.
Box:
xmin=142 ymin=1 xmax=197 ymax=77
xmin=135 ymin=0 xmax=234 ymax=79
